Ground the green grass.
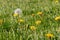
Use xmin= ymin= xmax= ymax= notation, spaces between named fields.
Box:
xmin=0 ymin=0 xmax=60 ymax=40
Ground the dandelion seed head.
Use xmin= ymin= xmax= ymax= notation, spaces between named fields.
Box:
xmin=13 ymin=8 xmax=22 ymax=17
xmin=14 ymin=8 xmax=22 ymax=14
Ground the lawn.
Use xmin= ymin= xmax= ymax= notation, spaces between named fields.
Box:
xmin=0 ymin=0 xmax=60 ymax=40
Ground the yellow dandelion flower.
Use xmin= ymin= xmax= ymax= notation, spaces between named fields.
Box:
xmin=55 ymin=16 xmax=60 ymax=21
xmin=37 ymin=12 xmax=43 ymax=15
xmin=0 ymin=19 xmax=3 ymax=25
xmin=18 ymin=19 xmax=24 ymax=23
xmin=45 ymin=33 xmax=54 ymax=38
xmin=32 ymin=14 xmax=35 ymax=16
xmin=30 ymin=26 xmax=36 ymax=31
xmin=35 ymin=20 xmax=41 ymax=25
xmin=13 ymin=13 xmax=18 ymax=17
xmin=55 ymin=0 xmax=58 ymax=3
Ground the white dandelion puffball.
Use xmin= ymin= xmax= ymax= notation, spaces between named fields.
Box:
xmin=14 ymin=8 xmax=22 ymax=14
